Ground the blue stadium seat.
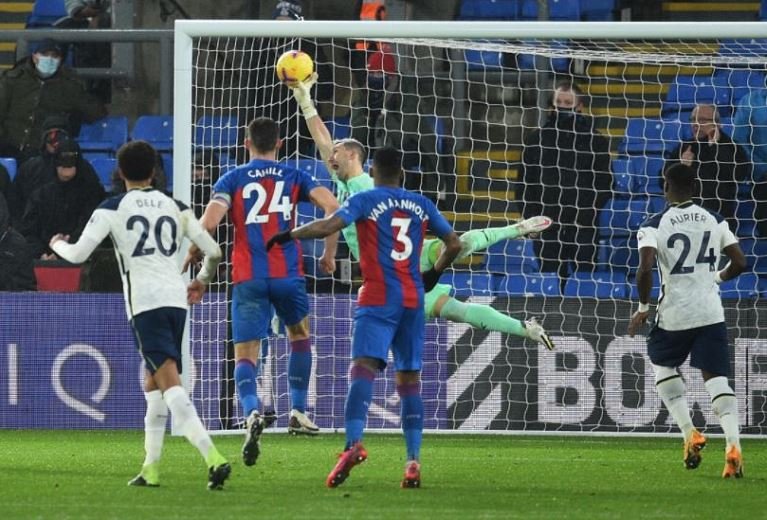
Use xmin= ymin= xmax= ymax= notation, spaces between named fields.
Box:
xmin=751 ymin=239 xmax=767 ymax=276
xmin=458 ymin=0 xmax=519 ymax=20
xmin=161 ymin=153 xmax=173 ymax=191
xmin=495 ymin=273 xmax=560 ymax=296
xmin=581 ymin=0 xmax=615 ymax=20
xmin=82 ymin=152 xmax=112 ymax=163
xmin=517 ymin=39 xmax=569 ymax=72
xmin=485 ymin=238 xmax=539 ymax=274
xmin=598 ymin=237 xmax=640 ymax=272
xmin=619 ymin=118 xmax=686 ymax=155
xmin=548 ymin=0 xmax=581 ymax=20
xmin=718 ymin=39 xmax=767 ymax=60
xmin=444 ymin=272 xmax=495 ymax=296
xmin=89 ymin=157 xmax=117 ymax=191
xmin=714 ymin=69 xmax=766 ymax=107
xmin=599 ymin=196 xmax=664 ymax=238
xmin=466 ymin=48 xmax=505 ymax=71
xmin=77 ymin=116 xmax=129 ymax=154
xmin=0 ymin=157 xmax=17 ymax=181
xmin=735 ymin=200 xmax=757 ymax=238
xmin=326 ymin=117 xmax=351 ymax=141
xmin=130 ymin=115 xmax=173 ymax=152
xmin=629 ymin=270 xmax=660 ymax=300
xmin=629 ymin=155 xmax=665 ymax=195
xmin=194 ymin=114 xmax=239 ymax=151
xmin=611 ymin=157 xmax=633 ymax=195
xmin=662 ymin=76 xmax=731 ymax=118
xmin=218 ymin=154 xmax=239 ymax=175
xmin=563 ymin=271 xmax=629 ymax=298
xmin=294 ymin=158 xmax=333 ymax=190
xmin=719 ymin=273 xmax=761 ymax=299
xmin=26 ymin=0 xmax=67 ymax=27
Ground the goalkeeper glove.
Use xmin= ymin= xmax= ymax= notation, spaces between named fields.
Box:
xmin=291 ymin=72 xmax=319 ymax=120
xmin=422 ymin=268 xmax=442 ymax=293
xmin=266 ymin=230 xmax=293 ymax=251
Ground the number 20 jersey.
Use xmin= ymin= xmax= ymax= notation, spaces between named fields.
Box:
xmin=637 ymin=201 xmax=738 ymax=331
xmin=212 ymin=159 xmax=319 ymax=283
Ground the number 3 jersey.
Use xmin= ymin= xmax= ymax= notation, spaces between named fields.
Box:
xmin=637 ymin=201 xmax=738 ymax=331
xmin=212 ymin=159 xmax=319 ymax=283
xmin=60 ymin=187 xmax=220 ymax=319
xmin=335 ymin=186 xmax=454 ymax=309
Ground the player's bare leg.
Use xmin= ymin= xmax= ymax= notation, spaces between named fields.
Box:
xmin=286 ymin=318 xmax=320 ymax=436
xmin=431 ymin=294 xmax=555 ymax=350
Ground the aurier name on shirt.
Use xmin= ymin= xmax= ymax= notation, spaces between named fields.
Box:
xmin=668 ymin=211 xmax=707 ymax=226
xmin=368 ymin=198 xmax=430 ymax=222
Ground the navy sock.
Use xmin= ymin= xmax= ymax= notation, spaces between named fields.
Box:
xmin=288 ymin=338 xmax=311 ymax=413
xmin=398 ymin=381 xmax=423 ymax=461
xmin=345 ymin=364 xmax=376 ymax=449
xmin=234 ymin=359 xmax=260 ymax=418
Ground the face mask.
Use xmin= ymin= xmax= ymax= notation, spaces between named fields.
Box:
xmin=35 ymin=56 xmax=60 ymax=78
xmin=555 ymin=106 xmax=577 ymax=117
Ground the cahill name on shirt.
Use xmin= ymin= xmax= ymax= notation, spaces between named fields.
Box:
xmin=368 ymin=197 xmax=430 ymax=222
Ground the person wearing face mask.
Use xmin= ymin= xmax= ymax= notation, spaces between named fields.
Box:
xmin=17 ymin=138 xmax=105 ymax=260
xmin=521 ymin=81 xmax=613 ymax=286
xmin=0 ymin=39 xmax=106 ymax=161
xmin=663 ymin=103 xmax=752 ymax=233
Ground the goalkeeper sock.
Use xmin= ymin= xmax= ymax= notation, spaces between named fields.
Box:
xmin=288 ymin=338 xmax=312 ymax=413
xmin=345 ymin=364 xmax=376 ymax=449
xmin=234 ymin=359 xmax=260 ymax=417
xmin=397 ymin=381 xmax=423 ymax=461
xmin=143 ymin=390 xmax=168 ymax=466
xmin=705 ymin=376 xmax=740 ymax=450
xmin=653 ymin=365 xmax=694 ymax=439
xmin=163 ymin=385 xmax=215 ymax=461
xmin=440 ymin=297 xmax=527 ymax=337
xmin=457 ymin=226 xmax=523 ymax=261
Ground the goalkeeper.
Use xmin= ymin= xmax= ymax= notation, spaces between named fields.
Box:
xmin=291 ymin=75 xmax=555 ymax=350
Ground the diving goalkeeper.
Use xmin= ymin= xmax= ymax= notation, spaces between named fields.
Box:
xmin=290 ymin=74 xmax=555 ymax=350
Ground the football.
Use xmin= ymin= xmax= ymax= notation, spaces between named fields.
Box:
xmin=275 ymin=50 xmax=314 ymax=87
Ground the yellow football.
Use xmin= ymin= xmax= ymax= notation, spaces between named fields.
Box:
xmin=275 ymin=50 xmax=314 ymax=87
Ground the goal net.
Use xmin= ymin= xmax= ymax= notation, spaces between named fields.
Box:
xmin=174 ymin=21 xmax=767 ymax=435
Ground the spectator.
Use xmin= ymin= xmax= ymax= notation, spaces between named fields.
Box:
xmin=110 ymin=154 xmax=168 ymax=195
xmin=521 ymin=81 xmax=613 ymax=283
xmin=62 ymin=0 xmax=112 ymax=103
xmin=665 ymin=104 xmax=751 ymax=232
xmin=10 ymin=115 xmax=82 ymax=223
xmin=191 ymin=149 xmax=222 ymax=218
xmin=0 ymin=39 xmax=106 ymax=161
xmin=18 ymin=139 xmax=105 ymax=259
xmin=0 ymin=193 xmax=35 ymax=291
xmin=732 ymin=89 xmax=767 ymax=237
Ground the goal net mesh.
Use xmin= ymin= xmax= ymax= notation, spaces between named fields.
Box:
xmin=184 ymin=30 xmax=767 ymax=435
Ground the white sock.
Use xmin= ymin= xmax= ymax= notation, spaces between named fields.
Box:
xmin=653 ymin=365 xmax=694 ymax=440
xmin=143 ymin=390 xmax=168 ymax=466
xmin=705 ymin=376 xmax=741 ymax=451
xmin=163 ymin=385 xmax=214 ymax=461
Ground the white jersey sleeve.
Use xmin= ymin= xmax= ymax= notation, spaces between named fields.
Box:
xmin=180 ymin=208 xmax=222 ymax=284
xmin=51 ymin=208 xmax=113 ymax=264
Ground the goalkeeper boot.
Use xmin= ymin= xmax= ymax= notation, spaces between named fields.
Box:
xmin=525 ymin=318 xmax=555 ymax=350
xmin=722 ymin=445 xmax=744 ymax=479
xmin=207 ymin=462 xmax=231 ymax=491
xmin=242 ymin=410 xmax=266 ymax=467
xmin=128 ymin=462 xmax=160 ymax=487
xmin=401 ymin=460 xmax=421 ymax=489
xmin=512 ymin=216 xmax=553 ymax=238
xmin=683 ymin=429 xmax=707 ymax=470
xmin=326 ymin=442 xmax=368 ymax=488
xmin=288 ymin=409 xmax=320 ymax=436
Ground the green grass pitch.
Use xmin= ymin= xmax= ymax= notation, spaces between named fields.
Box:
xmin=0 ymin=430 xmax=763 ymax=519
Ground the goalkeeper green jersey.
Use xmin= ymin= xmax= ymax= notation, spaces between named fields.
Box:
xmin=333 ymin=171 xmax=374 ymax=260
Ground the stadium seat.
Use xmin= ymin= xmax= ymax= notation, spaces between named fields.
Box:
xmin=548 ymin=0 xmax=580 ymax=20
xmin=194 ymin=114 xmax=240 ymax=152
xmin=610 ymin=157 xmax=633 ymax=195
xmin=714 ymin=69 xmax=766 ymax=107
xmin=662 ymin=76 xmax=731 ymax=118
xmin=619 ymin=118 xmax=685 ymax=155
xmin=599 ymin=196 xmax=664 ymax=238
xmin=751 ymin=239 xmax=767 ymax=276
xmin=598 ymin=237 xmax=639 ymax=272
xmin=629 ymin=270 xmax=660 ymax=300
xmin=628 ymin=155 xmax=665 ymax=195
xmin=130 ymin=115 xmax=173 ymax=152
xmin=719 ymin=273 xmax=761 ymax=299
xmin=495 ymin=273 xmax=560 ymax=296
xmin=161 ymin=153 xmax=173 ymax=192
xmin=89 ymin=157 xmax=117 ymax=191
xmin=486 ymin=238 xmax=539 ymax=274
xmin=735 ymin=200 xmax=757 ymax=238
xmin=465 ymin=48 xmax=505 ymax=71
xmin=294 ymin=158 xmax=333 ymax=189
xmin=581 ymin=0 xmax=615 ymax=20
xmin=517 ymin=39 xmax=569 ymax=72
xmin=458 ymin=0 xmax=519 ymax=20
xmin=563 ymin=271 xmax=629 ymax=298
xmin=218 ymin=154 xmax=238 ymax=174
xmin=26 ymin=0 xmax=67 ymax=27
xmin=444 ymin=272 xmax=495 ymax=296
xmin=0 ymin=157 xmax=17 ymax=181
xmin=77 ymin=116 xmax=129 ymax=154
xmin=326 ymin=117 xmax=351 ymax=141
xmin=718 ymin=39 xmax=767 ymax=60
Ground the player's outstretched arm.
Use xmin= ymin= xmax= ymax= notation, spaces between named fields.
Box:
xmin=49 ymin=209 xmax=111 ymax=264
xmin=423 ymin=231 xmax=461 ymax=292
xmin=291 ymin=73 xmax=334 ymax=163
xmin=266 ymin=214 xmax=347 ymax=251
xmin=628 ymin=246 xmax=656 ymax=336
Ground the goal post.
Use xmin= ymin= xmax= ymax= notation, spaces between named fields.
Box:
xmin=173 ymin=20 xmax=767 ymax=436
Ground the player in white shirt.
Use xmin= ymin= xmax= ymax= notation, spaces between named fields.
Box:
xmin=50 ymin=141 xmax=231 ymax=490
xmin=628 ymin=163 xmax=746 ymax=479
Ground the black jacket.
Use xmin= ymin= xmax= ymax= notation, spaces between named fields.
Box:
xmin=18 ymin=165 xmax=105 ymax=258
xmin=521 ymin=111 xmax=613 ymax=228
xmin=0 ymin=193 xmax=35 ymax=290
xmin=665 ymin=133 xmax=752 ymax=227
